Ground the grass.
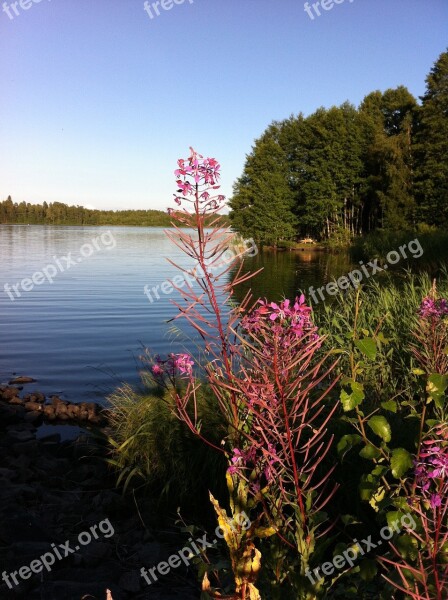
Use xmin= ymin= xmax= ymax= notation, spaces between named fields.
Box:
xmin=106 ymin=382 xmax=227 ymax=513
xmin=350 ymin=228 xmax=448 ymax=271
xmin=315 ymin=268 xmax=448 ymax=406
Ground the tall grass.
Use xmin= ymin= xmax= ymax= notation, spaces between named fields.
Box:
xmin=315 ymin=269 xmax=448 ymax=405
xmin=350 ymin=229 xmax=448 ymax=271
xmin=106 ymin=383 xmax=227 ymax=511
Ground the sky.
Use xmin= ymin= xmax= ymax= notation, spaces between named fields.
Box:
xmin=0 ymin=0 xmax=447 ymax=212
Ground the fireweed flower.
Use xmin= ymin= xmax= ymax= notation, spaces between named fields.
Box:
xmin=149 ymin=353 xmax=194 ymax=378
xmin=171 ymin=353 xmax=194 ymax=375
xmin=419 ymin=296 xmax=448 ymax=320
xmin=151 ymin=364 xmax=164 ymax=376
xmin=413 ymin=425 xmax=448 ymax=510
xmin=226 ymin=444 xmax=279 ymax=485
xmin=241 ymin=296 xmax=320 ymax=354
xmin=169 ymin=148 xmax=226 ymax=214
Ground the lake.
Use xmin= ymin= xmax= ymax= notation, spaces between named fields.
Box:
xmin=0 ymin=226 xmax=353 ymax=404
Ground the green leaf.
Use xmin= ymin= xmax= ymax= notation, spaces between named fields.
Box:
xmin=359 ymin=559 xmax=378 ymax=581
xmin=391 ymin=448 xmax=413 ymax=479
xmin=354 ymin=337 xmax=377 ymax=360
xmin=381 ymin=400 xmax=398 ymax=413
xmin=359 ymin=444 xmax=381 ymax=460
xmin=427 ymin=373 xmax=448 ymax=404
xmin=386 ymin=511 xmax=404 ymax=530
xmin=341 ymin=514 xmax=362 ymax=526
xmin=359 ymin=474 xmax=378 ymax=501
xmin=376 ymin=332 xmax=389 ymax=345
xmin=371 ymin=465 xmax=388 ymax=478
xmin=337 ymin=434 xmax=362 ymax=458
xmin=396 ymin=535 xmax=419 ymax=561
xmin=367 ymin=416 xmax=392 ymax=443
xmin=340 ymin=381 xmax=365 ymax=412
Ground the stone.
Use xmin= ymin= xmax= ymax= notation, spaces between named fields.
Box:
xmin=1 ymin=386 xmax=21 ymax=400
xmin=12 ymin=439 xmax=39 ymax=454
xmin=119 ymin=570 xmax=142 ymax=593
xmin=137 ymin=541 xmax=160 ymax=564
xmin=9 ymin=396 xmax=24 ymax=405
xmin=0 ymin=468 xmax=16 ymax=481
xmin=9 ymin=376 xmax=36 ymax=384
xmin=83 ymin=541 xmax=112 ymax=562
xmin=11 ymin=429 xmax=35 ymax=442
xmin=24 ymin=401 xmax=44 ymax=412
xmin=25 ymin=411 xmax=44 ymax=425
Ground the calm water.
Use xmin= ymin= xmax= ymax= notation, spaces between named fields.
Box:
xmin=0 ymin=226 xmax=353 ymax=404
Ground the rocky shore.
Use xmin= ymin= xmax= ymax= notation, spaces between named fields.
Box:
xmin=0 ymin=384 xmax=200 ymax=600
xmin=0 ymin=383 xmax=107 ymax=427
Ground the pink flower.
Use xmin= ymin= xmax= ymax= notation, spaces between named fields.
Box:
xmin=152 ymin=364 xmax=164 ymax=376
xmin=170 ymin=353 xmax=194 ymax=375
xmin=241 ymin=295 xmax=320 ymax=351
xmin=420 ymin=296 xmax=448 ymax=320
xmin=168 ymin=148 xmax=226 ymax=213
xmin=430 ymin=493 xmax=442 ymax=509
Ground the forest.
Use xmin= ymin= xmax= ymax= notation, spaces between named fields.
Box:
xmin=0 ymin=198 xmax=174 ymax=227
xmin=229 ymin=50 xmax=448 ymax=245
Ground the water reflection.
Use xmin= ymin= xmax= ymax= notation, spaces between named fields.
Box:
xmin=231 ymin=248 xmax=354 ymax=304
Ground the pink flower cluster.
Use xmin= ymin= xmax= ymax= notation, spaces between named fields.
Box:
xmin=241 ymin=295 xmax=320 ymax=350
xmin=171 ymin=148 xmax=226 ymax=210
xmin=414 ymin=425 xmax=448 ymax=510
xmin=227 ymin=444 xmax=280 ymax=487
xmin=419 ymin=296 xmax=448 ymax=320
xmin=151 ymin=353 xmax=194 ymax=377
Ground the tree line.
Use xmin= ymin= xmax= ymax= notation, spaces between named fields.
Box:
xmin=229 ymin=50 xmax=448 ymax=245
xmin=0 ymin=198 xmax=176 ymax=227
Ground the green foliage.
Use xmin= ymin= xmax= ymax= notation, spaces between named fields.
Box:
xmin=276 ymin=240 xmax=298 ymax=249
xmin=350 ymin=228 xmax=448 ymax=267
xmin=229 ymin=133 xmax=298 ymax=245
xmin=229 ymin=50 xmax=448 ymax=242
xmin=0 ymin=197 xmax=229 ymax=227
xmin=109 ymin=268 xmax=448 ymax=598
xmin=414 ymin=48 xmax=448 ymax=226
xmin=106 ymin=383 xmax=226 ymax=508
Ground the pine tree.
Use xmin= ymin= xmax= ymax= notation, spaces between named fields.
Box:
xmin=414 ymin=49 xmax=448 ymax=225
xmin=359 ymin=87 xmax=417 ymax=230
xmin=229 ymin=132 xmax=297 ymax=245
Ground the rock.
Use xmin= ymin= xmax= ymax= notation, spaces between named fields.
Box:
xmin=119 ymin=570 xmax=142 ymax=593
xmin=24 ymin=392 xmax=45 ymax=403
xmin=8 ymin=453 xmax=32 ymax=469
xmin=24 ymin=401 xmax=44 ymax=412
xmin=0 ymin=509 xmax=50 ymax=544
xmin=9 ymin=376 xmax=36 ymax=384
xmin=0 ymin=468 xmax=16 ymax=482
xmin=10 ymin=541 xmax=53 ymax=557
xmin=0 ymin=403 xmax=25 ymax=426
xmin=9 ymin=396 xmax=24 ymax=405
xmin=11 ymin=429 xmax=35 ymax=443
xmin=1 ymin=386 xmax=21 ymax=400
xmin=137 ymin=541 xmax=160 ymax=564
xmin=12 ymin=439 xmax=39 ymax=454
xmin=83 ymin=542 xmax=112 ymax=565
xmin=43 ymin=405 xmax=57 ymax=420
xmin=25 ymin=411 xmax=44 ymax=425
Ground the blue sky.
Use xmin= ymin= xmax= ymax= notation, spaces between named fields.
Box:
xmin=0 ymin=0 xmax=447 ymax=211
